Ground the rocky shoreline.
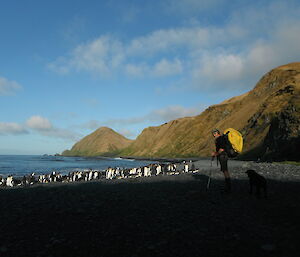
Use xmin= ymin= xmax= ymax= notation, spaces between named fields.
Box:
xmin=0 ymin=161 xmax=299 ymax=257
xmin=198 ymin=160 xmax=300 ymax=181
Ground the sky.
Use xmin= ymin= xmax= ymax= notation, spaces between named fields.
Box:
xmin=1 ymin=0 xmax=300 ymax=155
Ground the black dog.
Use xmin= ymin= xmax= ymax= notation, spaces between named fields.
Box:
xmin=245 ymin=170 xmax=267 ymax=198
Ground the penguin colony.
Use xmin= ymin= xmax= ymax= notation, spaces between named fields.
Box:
xmin=0 ymin=162 xmax=197 ymax=188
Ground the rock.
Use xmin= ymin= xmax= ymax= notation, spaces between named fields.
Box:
xmin=242 ymin=163 xmax=250 ymax=168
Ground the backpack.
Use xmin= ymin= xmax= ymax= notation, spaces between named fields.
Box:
xmin=223 ymin=128 xmax=243 ymax=158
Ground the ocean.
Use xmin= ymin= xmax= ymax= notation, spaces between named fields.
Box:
xmin=0 ymin=155 xmax=155 ymax=177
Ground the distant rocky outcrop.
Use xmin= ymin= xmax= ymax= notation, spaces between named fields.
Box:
xmin=63 ymin=63 xmax=300 ymax=161
xmin=62 ymin=127 xmax=133 ymax=157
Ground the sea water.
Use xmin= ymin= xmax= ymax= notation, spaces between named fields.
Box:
xmin=0 ymin=155 xmax=154 ymax=177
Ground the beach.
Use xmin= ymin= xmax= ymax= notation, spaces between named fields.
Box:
xmin=0 ymin=160 xmax=299 ymax=257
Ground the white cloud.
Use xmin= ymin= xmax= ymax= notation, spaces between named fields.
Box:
xmin=271 ymin=22 xmax=300 ymax=64
xmin=126 ymin=27 xmax=211 ymax=56
xmin=78 ymin=105 xmax=203 ymax=141
xmin=49 ymin=0 xmax=300 ymax=90
xmin=152 ymin=58 xmax=183 ymax=77
xmin=0 ymin=122 xmax=28 ymax=135
xmin=1 ymin=115 xmax=82 ymax=142
xmin=192 ymin=19 xmax=300 ymax=89
xmin=82 ymin=105 xmax=203 ymax=130
xmin=26 ymin=116 xmax=53 ymax=131
xmin=0 ymin=77 xmax=22 ymax=95
xmin=38 ymin=127 xmax=82 ymax=142
xmin=72 ymin=36 xmax=124 ymax=74
xmin=125 ymin=58 xmax=183 ymax=78
xmin=245 ymin=42 xmax=277 ymax=76
xmin=25 ymin=115 xmax=82 ymax=141
xmin=125 ymin=63 xmax=148 ymax=77
xmin=196 ymin=54 xmax=244 ymax=82
xmin=49 ymin=27 xmax=215 ymax=78
xmin=47 ymin=24 xmax=265 ymax=82
xmin=49 ymin=36 xmax=124 ymax=77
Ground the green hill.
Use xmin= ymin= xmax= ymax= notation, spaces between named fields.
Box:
xmin=62 ymin=127 xmax=133 ymax=157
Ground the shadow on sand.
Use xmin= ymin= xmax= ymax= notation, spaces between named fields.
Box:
xmin=0 ymin=174 xmax=299 ymax=257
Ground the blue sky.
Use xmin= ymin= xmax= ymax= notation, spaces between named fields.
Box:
xmin=1 ymin=0 xmax=300 ymax=155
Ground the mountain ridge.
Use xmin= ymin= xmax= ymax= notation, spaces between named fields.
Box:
xmin=63 ymin=63 xmax=300 ymax=161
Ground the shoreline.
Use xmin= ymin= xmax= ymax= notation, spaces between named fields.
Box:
xmin=1 ymin=154 xmax=300 ymax=191
xmin=2 ymin=159 xmax=300 ymax=190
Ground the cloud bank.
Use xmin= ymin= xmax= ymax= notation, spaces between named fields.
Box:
xmin=81 ymin=104 xmax=203 ymax=134
xmin=25 ymin=116 xmax=81 ymax=141
xmin=0 ymin=116 xmax=81 ymax=142
xmin=0 ymin=122 xmax=28 ymax=135
xmin=48 ymin=1 xmax=300 ymax=91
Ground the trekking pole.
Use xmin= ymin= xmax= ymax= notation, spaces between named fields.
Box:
xmin=207 ymin=156 xmax=214 ymax=190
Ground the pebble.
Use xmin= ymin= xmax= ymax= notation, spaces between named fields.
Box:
xmin=204 ymin=161 xmax=300 ymax=181
xmin=242 ymin=163 xmax=251 ymax=168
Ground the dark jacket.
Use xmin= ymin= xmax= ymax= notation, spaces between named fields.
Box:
xmin=215 ymin=135 xmax=227 ymax=152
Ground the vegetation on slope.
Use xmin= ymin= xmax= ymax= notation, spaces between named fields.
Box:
xmin=120 ymin=63 xmax=300 ymax=161
xmin=62 ymin=127 xmax=133 ymax=157
xmin=63 ymin=63 xmax=300 ymax=161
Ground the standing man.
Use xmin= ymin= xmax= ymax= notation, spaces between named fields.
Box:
xmin=211 ymin=129 xmax=231 ymax=193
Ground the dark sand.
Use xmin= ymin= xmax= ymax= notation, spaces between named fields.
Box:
xmin=0 ymin=161 xmax=299 ymax=257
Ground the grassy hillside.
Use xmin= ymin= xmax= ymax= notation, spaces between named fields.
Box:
xmin=120 ymin=63 xmax=300 ymax=160
xmin=62 ymin=127 xmax=133 ymax=157
xmin=63 ymin=63 xmax=300 ymax=161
